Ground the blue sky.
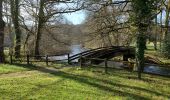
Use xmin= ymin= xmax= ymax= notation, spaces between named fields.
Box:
xmin=63 ymin=10 xmax=86 ymax=25
xmin=157 ymin=10 xmax=166 ymax=24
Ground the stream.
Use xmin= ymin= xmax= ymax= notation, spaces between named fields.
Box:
xmin=49 ymin=45 xmax=87 ymax=61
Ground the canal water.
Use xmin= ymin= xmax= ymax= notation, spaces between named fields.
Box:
xmin=50 ymin=45 xmax=170 ymax=77
xmin=144 ymin=66 xmax=170 ymax=76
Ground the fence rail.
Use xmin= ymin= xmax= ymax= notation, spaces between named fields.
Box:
xmin=9 ymin=53 xmax=170 ymax=71
xmin=9 ymin=54 xmax=70 ymax=66
xmin=78 ymin=56 xmax=135 ymax=73
xmin=78 ymin=56 xmax=170 ymax=74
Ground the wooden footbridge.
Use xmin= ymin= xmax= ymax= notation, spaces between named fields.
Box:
xmin=68 ymin=46 xmax=135 ymax=64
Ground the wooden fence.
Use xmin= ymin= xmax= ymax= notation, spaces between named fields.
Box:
xmin=9 ymin=53 xmax=170 ymax=74
xmin=78 ymin=56 xmax=135 ymax=74
xmin=78 ymin=55 xmax=170 ymax=74
xmin=9 ymin=54 xmax=70 ymax=66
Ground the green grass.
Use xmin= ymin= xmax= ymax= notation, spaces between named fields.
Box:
xmin=0 ymin=64 xmax=169 ymax=100
xmin=0 ymin=43 xmax=169 ymax=99
xmin=0 ymin=64 xmax=31 ymax=74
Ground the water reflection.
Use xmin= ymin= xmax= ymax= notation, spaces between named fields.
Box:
xmin=70 ymin=45 xmax=87 ymax=56
xmin=144 ymin=66 xmax=170 ymax=76
xmin=49 ymin=45 xmax=87 ymax=61
xmin=100 ymin=61 xmax=170 ymax=76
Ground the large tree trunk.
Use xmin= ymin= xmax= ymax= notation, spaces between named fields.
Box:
xmin=11 ymin=0 xmax=21 ymax=58
xmin=0 ymin=0 xmax=5 ymax=63
xmin=35 ymin=0 xmax=45 ymax=56
xmin=136 ymin=29 xmax=146 ymax=79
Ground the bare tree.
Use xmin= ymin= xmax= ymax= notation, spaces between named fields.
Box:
xmin=83 ymin=0 xmax=131 ymax=48
xmin=32 ymin=0 xmax=84 ymax=55
xmin=18 ymin=0 xmax=84 ymax=55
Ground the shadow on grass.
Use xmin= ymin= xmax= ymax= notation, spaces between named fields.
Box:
xmin=10 ymin=63 xmax=170 ymax=99
xmin=9 ymin=63 xmax=37 ymax=70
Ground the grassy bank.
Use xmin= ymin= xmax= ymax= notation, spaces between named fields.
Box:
xmin=145 ymin=43 xmax=170 ymax=65
xmin=0 ymin=64 xmax=169 ymax=100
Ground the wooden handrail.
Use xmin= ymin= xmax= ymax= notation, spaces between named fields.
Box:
xmin=69 ymin=46 xmax=134 ymax=62
xmin=69 ymin=46 xmax=122 ymax=61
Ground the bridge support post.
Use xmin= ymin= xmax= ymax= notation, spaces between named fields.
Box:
xmin=105 ymin=59 xmax=108 ymax=74
xmin=123 ymin=55 xmax=128 ymax=61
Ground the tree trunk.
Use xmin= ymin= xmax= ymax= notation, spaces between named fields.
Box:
xmin=160 ymin=9 xmax=163 ymax=49
xmin=0 ymin=0 xmax=5 ymax=63
xmin=131 ymin=0 xmax=155 ymax=79
xmin=154 ymin=14 xmax=158 ymax=50
xmin=144 ymin=38 xmax=147 ymax=50
xmin=136 ymin=29 xmax=146 ymax=79
xmin=5 ymin=2 xmax=13 ymax=55
xmin=11 ymin=0 xmax=21 ymax=58
xmin=35 ymin=0 xmax=45 ymax=56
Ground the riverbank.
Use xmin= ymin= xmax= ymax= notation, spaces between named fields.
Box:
xmin=0 ymin=63 xmax=169 ymax=99
xmin=145 ymin=44 xmax=170 ymax=68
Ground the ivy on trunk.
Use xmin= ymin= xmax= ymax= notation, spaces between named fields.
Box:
xmin=131 ymin=0 xmax=158 ymax=79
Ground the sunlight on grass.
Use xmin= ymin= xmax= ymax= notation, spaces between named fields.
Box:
xmin=0 ymin=64 xmax=169 ymax=100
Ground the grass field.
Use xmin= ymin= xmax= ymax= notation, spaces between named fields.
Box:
xmin=0 ymin=63 xmax=169 ymax=100
xmin=0 ymin=64 xmax=32 ymax=74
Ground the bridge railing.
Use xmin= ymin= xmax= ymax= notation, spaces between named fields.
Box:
xmin=69 ymin=46 xmax=130 ymax=62
xmin=69 ymin=46 xmax=114 ymax=60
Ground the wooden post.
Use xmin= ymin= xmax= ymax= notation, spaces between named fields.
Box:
xmin=46 ymin=55 xmax=48 ymax=66
xmin=80 ymin=54 xmax=82 ymax=68
xmin=10 ymin=55 xmax=13 ymax=64
xmin=68 ymin=53 xmax=70 ymax=64
xmin=123 ymin=54 xmax=128 ymax=61
xmin=105 ymin=59 xmax=108 ymax=74
xmin=27 ymin=55 xmax=29 ymax=65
